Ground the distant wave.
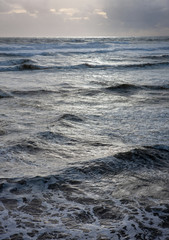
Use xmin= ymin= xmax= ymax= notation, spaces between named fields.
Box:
xmin=0 ymin=36 xmax=169 ymax=45
xmin=1 ymin=82 xmax=168 ymax=101
xmin=2 ymin=47 xmax=169 ymax=58
xmin=18 ymin=63 xmax=46 ymax=71
xmin=122 ymin=61 xmax=169 ymax=69
xmin=12 ymin=89 xmax=57 ymax=96
xmin=142 ymin=54 xmax=169 ymax=60
xmin=0 ymin=61 xmax=168 ymax=72
xmin=0 ymin=58 xmax=36 ymax=67
xmin=0 ymin=88 xmax=57 ymax=99
xmin=105 ymin=83 xmax=169 ymax=93
xmin=0 ymin=63 xmax=51 ymax=72
xmin=106 ymin=83 xmax=140 ymax=92
xmin=1 ymin=83 xmax=168 ymax=101
xmin=0 ymin=52 xmax=34 ymax=57
xmin=58 ymin=113 xmax=84 ymax=122
xmin=0 ymin=89 xmax=13 ymax=99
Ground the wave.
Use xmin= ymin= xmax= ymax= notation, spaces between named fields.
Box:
xmin=0 ymin=62 xmax=93 ymax=72
xmin=122 ymin=61 xmax=169 ymax=69
xmin=114 ymin=145 xmax=169 ymax=169
xmin=0 ymin=58 xmax=36 ymax=68
xmin=0 ymin=52 xmax=35 ymax=57
xmin=12 ymin=89 xmax=56 ymax=97
xmin=18 ymin=63 xmax=47 ymax=71
xmin=59 ymin=61 xmax=169 ymax=71
xmin=0 ymin=58 xmax=169 ymax=72
xmin=0 ymin=58 xmax=46 ymax=72
xmin=7 ymin=140 xmax=42 ymax=154
xmin=0 ymin=64 xmax=52 ymax=72
xmin=58 ymin=113 xmax=84 ymax=122
xmin=37 ymin=131 xmax=77 ymax=145
xmin=0 ymin=88 xmax=57 ymax=99
xmin=64 ymin=145 xmax=169 ymax=178
xmin=106 ymin=83 xmax=140 ymax=92
xmin=18 ymin=61 xmax=169 ymax=71
xmin=142 ymin=54 xmax=169 ymax=60
xmin=1 ymin=48 xmax=169 ymax=58
xmin=105 ymin=83 xmax=169 ymax=93
xmin=0 ymin=36 xmax=169 ymax=44
xmin=0 ymin=145 xmax=169 ymax=239
xmin=1 ymin=83 xmax=168 ymax=101
xmin=0 ymin=140 xmax=44 ymax=160
xmin=1 ymin=145 xmax=168 ymax=183
xmin=0 ymin=89 xmax=13 ymax=99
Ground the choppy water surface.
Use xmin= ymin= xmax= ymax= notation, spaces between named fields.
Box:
xmin=0 ymin=37 xmax=169 ymax=239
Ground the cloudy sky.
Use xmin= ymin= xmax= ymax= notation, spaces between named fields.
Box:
xmin=0 ymin=0 xmax=169 ymax=37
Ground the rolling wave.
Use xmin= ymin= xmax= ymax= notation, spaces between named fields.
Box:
xmin=1 ymin=48 xmax=169 ymax=58
xmin=0 ymin=89 xmax=13 ymax=98
xmin=12 ymin=89 xmax=57 ymax=96
xmin=0 ymin=88 xmax=58 ymax=99
xmin=142 ymin=54 xmax=169 ymax=60
xmin=37 ymin=131 xmax=77 ymax=145
xmin=58 ymin=113 xmax=84 ymax=122
xmin=0 ymin=61 xmax=168 ymax=72
xmin=5 ymin=140 xmax=43 ymax=155
xmin=1 ymin=82 xmax=168 ymax=101
xmin=1 ymin=145 xmax=168 ymax=183
xmin=64 ymin=145 xmax=169 ymax=178
xmin=105 ymin=83 xmax=169 ymax=93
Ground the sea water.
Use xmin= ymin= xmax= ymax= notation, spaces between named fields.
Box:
xmin=0 ymin=37 xmax=169 ymax=239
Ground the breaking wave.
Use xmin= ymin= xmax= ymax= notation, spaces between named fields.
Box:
xmin=0 ymin=145 xmax=169 ymax=239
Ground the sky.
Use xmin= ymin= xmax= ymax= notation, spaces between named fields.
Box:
xmin=0 ymin=0 xmax=169 ymax=37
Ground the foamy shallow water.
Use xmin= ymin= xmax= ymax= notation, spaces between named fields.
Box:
xmin=0 ymin=37 xmax=169 ymax=239
xmin=0 ymin=146 xmax=169 ymax=239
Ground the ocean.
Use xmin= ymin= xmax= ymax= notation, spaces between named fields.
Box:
xmin=0 ymin=37 xmax=169 ymax=239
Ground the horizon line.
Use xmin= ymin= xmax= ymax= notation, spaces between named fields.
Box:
xmin=0 ymin=35 xmax=169 ymax=39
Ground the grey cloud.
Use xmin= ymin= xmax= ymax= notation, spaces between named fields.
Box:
xmin=0 ymin=0 xmax=13 ymax=13
xmin=100 ymin=0 xmax=169 ymax=35
xmin=0 ymin=0 xmax=169 ymax=36
xmin=0 ymin=0 xmax=51 ymax=14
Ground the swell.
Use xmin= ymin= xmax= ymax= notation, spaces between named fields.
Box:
xmin=12 ymin=89 xmax=57 ymax=97
xmin=0 ymin=89 xmax=13 ymax=99
xmin=142 ymin=54 xmax=169 ymax=60
xmin=1 ymin=145 xmax=169 ymax=185
xmin=0 ymin=58 xmax=47 ymax=71
xmin=1 ymin=83 xmax=168 ymax=101
xmin=1 ymin=61 xmax=169 ymax=72
xmin=105 ymin=83 xmax=169 ymax=93
xmin=37 ymin=131 xmax=78 ymax=145
xmin=57 ymin=113 xmax=84 ymax=122
xmin=0 ymin=88 xmax=58 ymax=99
xmin=122 ymin=61 xmax=169 ymax=69
xmin=1 ymin=140 xmax=43 ymax=155
xmin=69 ymin=145 xmax=169 ymax=178
xmin=0 ymin=57 xmax=169 ymax=72
xmin=1 ymin=82 xmax=168 ymax=100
